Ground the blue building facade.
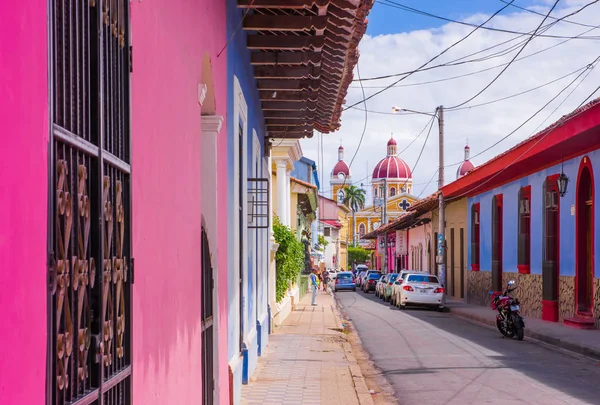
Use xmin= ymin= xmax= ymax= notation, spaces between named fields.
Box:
xmin=226 ymin=0 xmax=270 ymax=401
xmin=292 ymin=157 xmax=321 ymax=252
xmin=443 ymin=100 xmax=600 ymax=329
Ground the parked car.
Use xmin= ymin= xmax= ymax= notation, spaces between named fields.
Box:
xmin=375 ymin=273 xmax=390 ymax=298
xmin=355 ymin=271 xmax=367 ymax=287
xmin=362 ymin=273 xmax=381 ymax=293
xmin=334 ymin=271 xmax=356 ymax=292
xmin=382 ymin=273 xmax=399 ymax=302
xmin=397 ymin=273 xmax=445 ymax=311
xmin=355 ymin=264 xmax=368 ymax=274
xmin=376 ymin=273 xmax=397 ymax=298
xmin=391 ymin=270 xmax=425 ymax=306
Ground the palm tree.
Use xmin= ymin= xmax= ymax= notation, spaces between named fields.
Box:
xmin=342 ymin=185 xmax=366 ymax=246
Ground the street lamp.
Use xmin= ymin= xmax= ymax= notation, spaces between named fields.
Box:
xmin=392 ymin=105 xmax=447 ymax=286
xmin=558 ymin=170 xmax=569 ymax=197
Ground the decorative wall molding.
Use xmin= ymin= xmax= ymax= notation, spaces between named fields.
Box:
xmin=198 ymin=83 xmax=208 ymax=106
xmin=201 ymin=115 xmax=224 ymax=134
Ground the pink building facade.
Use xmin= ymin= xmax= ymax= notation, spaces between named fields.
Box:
xmin=0 ymin=1 xmax=229 ymax=404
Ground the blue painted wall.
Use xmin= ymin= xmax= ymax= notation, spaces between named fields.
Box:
xmin=226 ymin=0 xmax=268 ymax=394
xmin=292 ymin=157 xmax=319 ymax=189
xmin=468 ymin=150 xmax=600 ymax=278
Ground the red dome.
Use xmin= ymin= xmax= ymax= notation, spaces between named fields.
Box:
xmin=372 ymin=156 xmax=411 ymax=179
xmin=387 ymin=138 xmax=397 ymax=146
xmin=333 ymin=160 xmax=350 ymax=176
xmin=456 ymin=160 xmax=475 ymax=178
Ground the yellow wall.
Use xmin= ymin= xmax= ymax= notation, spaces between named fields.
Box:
xmin=290 ymin=192 xmax=298 ymax=232
xmin=427 ymin=198 xmax=468 ymax=300
xmin=272 ymin=170 xmax=279 ymax=220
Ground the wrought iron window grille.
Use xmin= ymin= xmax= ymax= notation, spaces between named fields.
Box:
xmin=247 ymin=177 xmax=270 ymax=229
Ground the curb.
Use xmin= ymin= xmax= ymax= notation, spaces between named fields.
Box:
xmin=332 ymin=294 xmax=375 ymax=405
xmin=447 ymin=307 xmax=600 ymax=361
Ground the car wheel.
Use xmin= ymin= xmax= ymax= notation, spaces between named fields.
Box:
xmin=353 ymin=288 xmax=356 ymax=292
xmin=399 ymin=303 xmax=406 ymax=310
xmin=437 ymin=305 xmax=444 ymax=312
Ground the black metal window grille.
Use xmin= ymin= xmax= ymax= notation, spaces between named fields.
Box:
xmin=49 ymin=1 xmax=132 ymax=404
xmin=201 ymin=228 xmax=215 ymax=405
xmin=247 ymin=178 xmax=270 ymax=229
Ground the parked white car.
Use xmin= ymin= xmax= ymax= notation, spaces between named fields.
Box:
xmin=390 ymin=270 xmax=424 ymax=306
xmin=397 ymin=273 xmax=445 ymax=311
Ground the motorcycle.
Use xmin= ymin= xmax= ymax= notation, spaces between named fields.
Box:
xmin=489 ymin=280 xmax=525 ymax=341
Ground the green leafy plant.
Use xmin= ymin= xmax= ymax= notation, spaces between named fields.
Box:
xmin=342 ymin=185 xmax=366 ymax=244
xmin=317 ymin=235 xmax=329 ymax=250
xmin=273 ymin=216 xmax=305 ymax=303
xmin=348 ymin=245 xmax=370 ymax=265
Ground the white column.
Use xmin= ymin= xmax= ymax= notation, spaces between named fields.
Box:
xmin=276 ymin=161 xmax=288 ymax=226
xmin=286 ymin=170 xmax=292 ymax=228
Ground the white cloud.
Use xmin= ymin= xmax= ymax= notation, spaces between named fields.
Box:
xmin=300 ymin=2 xmax=600 ymax=200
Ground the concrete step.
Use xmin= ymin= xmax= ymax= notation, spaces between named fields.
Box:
xmin=564 ymin=316 xmax=596 ymax=330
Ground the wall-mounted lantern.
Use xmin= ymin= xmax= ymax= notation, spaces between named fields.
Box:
xmin=557 ymin=171 xmax=569 ymax=197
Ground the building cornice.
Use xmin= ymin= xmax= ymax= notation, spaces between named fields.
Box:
xmin=201 ymin=115 xmax=224 ymax=134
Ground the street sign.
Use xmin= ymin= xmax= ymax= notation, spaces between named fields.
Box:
xmin=437 ymin=233 xmax=444 ymax=256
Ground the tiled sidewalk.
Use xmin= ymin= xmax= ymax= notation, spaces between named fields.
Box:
xmin=241 ymin=290 xmax=372 ymax=405
xmin=446 ymin=299 xmax=600 ymax=359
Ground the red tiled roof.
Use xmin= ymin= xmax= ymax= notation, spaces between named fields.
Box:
xmin=321 ymin=219 xmax=342 ymax=228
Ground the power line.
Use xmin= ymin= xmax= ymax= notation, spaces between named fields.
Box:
xmin=377 ymin=0 xmax=600 ymax=40
xmin=449 ymin=87 xmax=599 ymax=200
xmin=353 ymin=2 xmax=600 ymax=84
xmin=444 ymin=56 xmax=599 ymax=168
xmin=341 ymin=62 xmax=369 ymax=191
xmin=499 ymin=0 xmax=597 ymax=28
xmin=416 ymin=169 xmax=439 ymax=198
xmin=447 ymin=0 xmax=562 ymax=110
xmin=396 ymin=115 xmax=436 ymax=156
xmin=343 ymin=1 xmax=514 ymax=111
xmin=445 ymin=65 xmax=587 ymax=111
xmin=349 ymin=64 xmax=587 ymax=116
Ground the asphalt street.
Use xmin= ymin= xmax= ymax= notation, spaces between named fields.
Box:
xmin=337 ymin=290 xmax=600 ymax=405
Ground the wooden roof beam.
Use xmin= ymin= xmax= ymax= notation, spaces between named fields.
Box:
xmin=263 ymin=110 xmax=316 ymax=119
xmin=243 ymin=15 xmax=328 ymax=32
xmin=254 ymin=66 xmax=321 ymax=80
xmin=267 ymin=125 xmax=314 ymax=132
xmin=250 ymin=52 xmax=321 ymax=66
xmin=260 ymin=90 xmax=319 ymax=101
xmin=266 ymin=119 xmax=312 ymax=126
xmin=238 ymin=0 xmax=356 ymax=10
xmin=247 ymin=35 xmax=325 ymax=51
xmin=262 ymin=101 xmax=317 ymax=111
xmin=257 ymin=79 xmax=320 ymax=91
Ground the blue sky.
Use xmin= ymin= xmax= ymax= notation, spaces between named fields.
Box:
xmin=301 ymin=0 xmax=600 ymax=198
xmin=366 ymin=0 xmax=544 ymax=36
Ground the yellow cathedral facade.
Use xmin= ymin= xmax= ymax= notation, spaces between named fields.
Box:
xmin=331 ymin=137 xmax=420 ymax=246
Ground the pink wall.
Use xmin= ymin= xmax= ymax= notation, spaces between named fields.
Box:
xmin=130 ymin=1 xmax=228 ymax=404
xmin=0 ymin=1 xmax=48 ymax=403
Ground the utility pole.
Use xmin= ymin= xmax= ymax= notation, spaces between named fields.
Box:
xmin=436 ymin=106 xmax=446 ymax=287
xmin=383 ymin=178 xmax=388 ymax=273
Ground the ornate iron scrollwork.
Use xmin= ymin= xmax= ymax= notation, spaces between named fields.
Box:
xmin=102 ymin=175 xmax=114 ymax=368
xmin=55 ymin=159 xmax=74 ymax=391
xmin=73 ymin=165 xmax=93 ymax=382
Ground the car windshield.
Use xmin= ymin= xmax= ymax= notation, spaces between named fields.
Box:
xmin=389 ymin=274 xmax=399 ymax=282
xmin=407 ymin=275 xmax=439 ymax=284
xmin=368 ymin=274 xmax=381 ymax=280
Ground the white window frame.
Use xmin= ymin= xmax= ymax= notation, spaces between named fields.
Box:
xmin=233 ymin=76 xmax=248 ymax=354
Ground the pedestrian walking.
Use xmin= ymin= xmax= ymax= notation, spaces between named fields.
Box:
xmin=322 ymin=270 xmax=330 ymax=293
xmin=310 ymin=268 xmax=319 ymax=306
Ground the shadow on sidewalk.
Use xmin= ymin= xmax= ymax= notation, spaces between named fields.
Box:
xmin=357 ymin=291 xmax=600 ymax=404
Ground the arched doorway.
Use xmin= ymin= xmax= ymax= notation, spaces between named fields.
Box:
xmin=201 ymin=227 xmax=215 ymax=405
xmin=576 ymin=157 xmax=594 ymax=315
